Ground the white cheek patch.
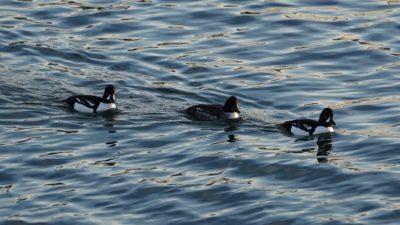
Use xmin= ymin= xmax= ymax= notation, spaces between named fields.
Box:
xmin=224 ymin=112 xmax=240 ymax=119
xmin=109 ymin=94 xmax=116 ymax=102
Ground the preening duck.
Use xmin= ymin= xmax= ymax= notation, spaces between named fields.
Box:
xmin=281 ymin=108 xmax=336 ymax=136
xmin=65 ymin=85 xmax=116 ymax=113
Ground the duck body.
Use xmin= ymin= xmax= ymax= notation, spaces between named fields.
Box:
xmin=185 ymin=104 xmax=224 ymax=121
xmin=281 ymin=119 xmax=334 ymax=136
xmin=65 ymin=85 xmax=116 ymax=113
xmin=184 ymin=96 xmax=240 ymax=121
xmin=281 ymin=108 xmax=335 ymax=136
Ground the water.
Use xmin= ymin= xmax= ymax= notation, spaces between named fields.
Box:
xmin=1 ymin=0 xmax=400 ymax=224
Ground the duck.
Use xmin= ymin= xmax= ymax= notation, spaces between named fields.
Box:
xmin=184 ymin=96 xmax=240 ymax=121
xmin=281 ymin=108 xmax=336 ymax=136
xmin=65 ymin=85 xmax=116 ymax=113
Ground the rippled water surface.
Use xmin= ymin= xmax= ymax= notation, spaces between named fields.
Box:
xmin=1 ymin=0 xmax=400 ymax=224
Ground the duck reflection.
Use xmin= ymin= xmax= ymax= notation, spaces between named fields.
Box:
xmin=316 ymin=133 xmax=333 ymax=163
xmin=102 ymin=111 xmax=118 ymax=147
xmin=227 ymin=134 xmax=238 ymax=143
xmin=224 ymin=120 xmax=241 ymax=143
xmin=103 ymin=111 xmax=118 ymax=133
xmin=224 ymin=122 xmax=240 ymax=132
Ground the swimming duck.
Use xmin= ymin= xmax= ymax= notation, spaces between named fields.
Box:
xmin=65 ymin=85 xmax=116 ymax=113
xmin=185 ymin=96 xmax=240 ymax=121
xmin=281 ymin=108 xmax=336 ymax=136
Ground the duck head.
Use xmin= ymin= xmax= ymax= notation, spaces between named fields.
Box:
xmin=318 ymin=108 xmax=336 ymax=126
xmin=102 ymin=85 xmax=116 ymax=103
xmin=223 ymin=96 xmax=240 ymax=119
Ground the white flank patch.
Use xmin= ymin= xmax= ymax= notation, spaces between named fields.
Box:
xmin=290 ymin=126 xmax=310 ymax=136
xmin=314 ymin=126 xmax=334 ymax=135
xmin=97 ymin=103 xmax=116 ymax=112
xmin=74 ymin=103 xmax=95 ymax=113
xmin=224 ymin=112 xmax=240 ymax=119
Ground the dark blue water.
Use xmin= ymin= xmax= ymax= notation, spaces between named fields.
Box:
xmin=1 ymin=0 xmax=400 ymax=224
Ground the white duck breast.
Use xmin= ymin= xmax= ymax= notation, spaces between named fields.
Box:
xmin=224 ymin=112 xmax=240 ymax=119
xmin=97 ymin=102 xmax=116 ymax=112
xmin=314 ymin=126 xmax=334 ymax=135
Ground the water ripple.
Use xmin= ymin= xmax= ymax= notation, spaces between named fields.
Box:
xmin=1 ymin=0 xmax=400 ymax=224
